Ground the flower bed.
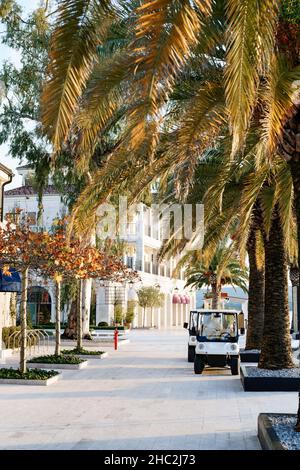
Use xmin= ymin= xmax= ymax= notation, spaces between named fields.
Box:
xmin=27 ymin=354 xmax=88 ymax=370
xmin=0 ymin=368 xmax=58 ymax=379
xmin=61 ymin=348 xmax=105 ymax=356
xmin=28 ymin=354 xmax=83 ymax=364
xmin=0 ymin=367 xmax=60 ymax=386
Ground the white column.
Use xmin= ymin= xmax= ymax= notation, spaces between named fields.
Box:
xmin=180 ymin=303 xmax=184 ymax=326
xmin=185 ymin=304 xmax=189 ymax=322
xmin=95 ymin=283 xmax=111 ymax=325
xmin=163 ymin=294 xmax=168 ymax=328
xmin=157 ymin=307 xmax=161 ymax=329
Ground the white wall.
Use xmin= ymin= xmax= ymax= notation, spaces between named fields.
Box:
xmin=3 ymin=194 xmax=67 ymax=230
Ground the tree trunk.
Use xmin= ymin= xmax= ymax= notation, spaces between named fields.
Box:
xmin=289 ymin=154 xmax=300 ymax=336
xmin=55 ymin=281 xmax=61 ymax=356
xmin=211 ymin=283 xmax=220 ymax=309
xmin=20 ymin=267 xmax=28 ymax=374
xmin=61 ymin=299 xmax=77 ymax=339
xmin=142 ymin=307 xmax=146 ymax=328
xmin=258 ymin=205 xmax=293 ymax=369
xmin=245 ymin=226 xmax=265 ymax=350
xmin=77 ymin=280 xmax=83 ymax=350
xmin=82 ymin=278 xmax=92 ymax=339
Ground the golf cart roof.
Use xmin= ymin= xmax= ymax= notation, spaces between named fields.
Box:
xmin=192 ymin=309 xmax=240 ymax=314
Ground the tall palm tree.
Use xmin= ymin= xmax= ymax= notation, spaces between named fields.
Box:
xmin=184 ymin=244 xmax=248 ymax=309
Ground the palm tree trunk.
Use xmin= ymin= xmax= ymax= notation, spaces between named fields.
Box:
xmin=258 ymin=204 xmax=293 ymax=369
xmin=211 ymin=283 xmax=219 ymax=309
xmin=289 ymin=155 xmax=300 ymax=336
xmin=20 ymin=266 xmax=28 ymax=374
xmin=245 ymin=226 xmax=264 ymax=350
xmin=55 ymin=281 xmax=61 ymax=356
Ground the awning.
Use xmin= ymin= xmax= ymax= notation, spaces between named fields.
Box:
xmin=0 ymin=268 xmax=21 ymax=293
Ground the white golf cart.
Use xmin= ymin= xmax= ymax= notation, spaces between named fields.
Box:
xmin=193 ymin=309 xmax=244 ymax=375
xmin=183 ymin=310 xmax=201 ymax=362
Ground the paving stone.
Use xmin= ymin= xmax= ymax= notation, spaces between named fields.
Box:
xmin=0 ymin=329 xmax=297 ymax=450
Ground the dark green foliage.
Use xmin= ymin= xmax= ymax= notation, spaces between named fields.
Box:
xmin=125 ymin=300 xmax=136 ymax=324
xmin=0 ymin=367 xmax=58 ymax=380
xmin=60 ymin=348 xmax=104 ymax=356
xmin=27 ymin=354 xmax=84 ymax=364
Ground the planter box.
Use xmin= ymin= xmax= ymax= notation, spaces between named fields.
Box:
xmin=73 ymin=352 xmax=108 ymax=360
xmin=258 ymin=413 xmax=298 ymax=450
xmin=240 ymin=350 xmax=260 ymax=363
xmin=0 ymin=373 xmax=60 ymax=386
xmin=240 ymin=365 xmax=300 ymax=391
xmin=27 ymin=360 xmax=88 ymax=370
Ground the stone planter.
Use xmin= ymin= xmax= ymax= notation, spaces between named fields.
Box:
xmin=27 ymin=361 xmax=88 ymax=370
xmin=0 ymin=374 xmax=60 ymax=386
xmin=240 ymin=350 xmax=260 ymax=363
xmin=258 ymin=413 xmax=300 ymax=450
xmin=240 ymin=365 xmax=300 ymax=391
xmin=75 ymin=352 xmax=108 ymax=360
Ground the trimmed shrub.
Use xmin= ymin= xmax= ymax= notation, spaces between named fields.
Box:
xmin=61 ymin=348 xmax=104 ymax=356
xmin=0 ymin=368 xmax=58 ymax=380
xmin=27 ymin=355 xmax=83 ymax=364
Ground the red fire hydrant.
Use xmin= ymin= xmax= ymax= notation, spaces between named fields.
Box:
xmin=114 ymin=328 xmax=118 ymax=350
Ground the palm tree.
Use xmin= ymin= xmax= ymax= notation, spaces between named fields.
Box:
xmin=184 ymin=244 xmax=248 ymax=309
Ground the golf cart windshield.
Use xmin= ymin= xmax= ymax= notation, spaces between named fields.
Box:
xmin=197 ymin=312 xmax=238 ymax=342
xmin=189 ymin=311 xmax=199 ymax=333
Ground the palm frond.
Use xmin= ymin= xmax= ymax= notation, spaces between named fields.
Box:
xmin=126 ymin=0 xmax=212 ymax=155
xmin=41 ymin=0 xmax=114 ymax=151
xmin=260 ymin=54 xmax=300 ymax=156
xmin=225 ymin=0 xmax=278 ymax=154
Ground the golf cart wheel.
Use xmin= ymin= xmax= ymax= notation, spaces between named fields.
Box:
xmin=230 ymin=357 xmax=240 ymax=375
xmin=194 ymin=355 xmax=205 ymax=374
xmin=188 ymin=345 xmax=195 ymax=362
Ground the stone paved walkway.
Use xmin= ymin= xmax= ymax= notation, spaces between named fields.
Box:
xmin=0 ymin=329 xmax=298 ymax=450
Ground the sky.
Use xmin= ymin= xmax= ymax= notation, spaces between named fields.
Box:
xmin=0 ymin=0 xmax=40 ymax=189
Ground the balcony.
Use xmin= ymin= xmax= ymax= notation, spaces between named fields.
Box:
xmin=120 ymin=223 xmax=136 ymax=238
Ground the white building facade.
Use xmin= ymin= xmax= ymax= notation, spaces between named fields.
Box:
xmin=4 ymin=165 xmax=196 ymax=329
xmin=0 ymin=163 xmax=16 ymax=360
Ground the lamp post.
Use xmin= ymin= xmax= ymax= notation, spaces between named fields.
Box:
xmin=290 ymin=266 xmax=299 ymax=339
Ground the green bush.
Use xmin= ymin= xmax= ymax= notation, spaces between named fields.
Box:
xmin=125 ymin=300 xmax=136 ymax=324
xmin=2 ymin=326 xmax=20 ymax=348
xmin=33 ymin=323 xmax=67 ymax=329
xmin=98 ymin=321 xmax=108 ymax=327
xmin=27 ymin=355 xmax=84 ymax=365
xmin=0 ymin=368 xmax=58 ymax=380
xmin=61 ymin=348 xmax=105 ymax=356
xmin=2 ymin=326 xmax=39 ymax=349
xmin=114 ymin=303 xmax=124 ymax=325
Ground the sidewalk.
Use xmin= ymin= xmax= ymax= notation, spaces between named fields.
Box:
xmin=0 ymin=329 xmax=298 ymax=449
